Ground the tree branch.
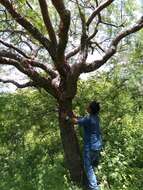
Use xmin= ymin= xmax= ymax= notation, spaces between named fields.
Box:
xmin=0 ymin=51 xmax=58 ymax=78
xmin=101 ymin=20 xmax=124 ymax=28
xmin=87 ymin=27 xmax=98 ymax=42
xmin=65 ymin=27 xmax=98 ymax=60
xmin=0 ymin=56 xmax=28 ymax=75
xmin=76 ymin=0 xmax=88 ymax=64
xmin=0 ymin=56 xmax=59 ymax=97
xmin=73 ymin=17 xmax=143 ymax=73
xmin=0 ymin=50 xmax=21 ymax=61
xmin=38 ymin=0 xmax=57 ymax=47
xmin=111 ymin=17 xmax=143 ymax=46
xmin=90 ymin=41 xmax=105 ymax=52
xmin=66 ymin=0 xmax=101 ymax=60
xmin=0 ymin=39 xmax=30 ymax=59
xmin=0 ymin=0 xmax=56 ymax=60
xmin=86 ymin=17 xmax=143 ymax=72
xmin=66 ymin=46 xmax=80 ymax=59
xmin=0 ymin=79 xmax=35 ymax=88
xmin=52 ymin=0 xmax=70 ymax=65
xmin=26 ymin=1 xmax=33 ymax=10
xmin=0 ymin=29 xmax=26 ymax=35
xmin=29 ymin=60 xmax=58 ymax=78
xmin=86 ymin=0 xmax=114 ymax=27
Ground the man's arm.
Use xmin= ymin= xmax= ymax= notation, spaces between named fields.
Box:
xmin=63 ymin=111 xmax=88 ymax=126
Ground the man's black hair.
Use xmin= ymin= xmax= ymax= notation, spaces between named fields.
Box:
xmin=89 ymin=101 xmax=100 ymax=115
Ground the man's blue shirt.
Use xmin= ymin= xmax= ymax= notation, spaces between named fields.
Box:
xmin=78 ymin=114 xmax=102 ymax=151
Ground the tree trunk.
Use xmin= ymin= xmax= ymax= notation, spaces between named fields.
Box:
xmin=58 ymin=99 xmax=87 ymax=187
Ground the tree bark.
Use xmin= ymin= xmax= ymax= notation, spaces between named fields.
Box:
xmin=58 ymin=99 xmax=87 ymax=187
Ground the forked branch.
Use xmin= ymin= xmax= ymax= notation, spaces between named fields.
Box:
xmin=72 ymin=17 xmax=143 ymax=73
xmin=0 ymin=56 xmax=59 ymax=97
xmin=84 ymin=17 xmax=143 ymax=72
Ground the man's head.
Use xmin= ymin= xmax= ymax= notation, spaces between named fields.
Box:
xmin=87 ymin=101 xmax=100 ymax=115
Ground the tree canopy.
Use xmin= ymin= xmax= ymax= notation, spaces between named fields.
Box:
xmin=0 ymin=0 xmax=142 ymax=98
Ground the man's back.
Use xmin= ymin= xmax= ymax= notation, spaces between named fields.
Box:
xmin=78 ymin=114 xmax=102 ymax=151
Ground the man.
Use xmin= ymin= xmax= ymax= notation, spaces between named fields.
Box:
xmin=72 ymin=101 xmax=102 ymax=190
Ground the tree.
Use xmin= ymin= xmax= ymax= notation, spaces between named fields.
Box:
xmin=0 ymin=0 xmax=143 ymax=187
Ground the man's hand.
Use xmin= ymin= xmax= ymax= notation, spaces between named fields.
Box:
xmin=71 ymin=117 xmax=78 ymax=124
xmin=71 ymin=112 xmax=78 ymax=124
xmin=65 ymin=115 xmax=78 ymax=124
xmin=61 ymin=111 xmax=78 ymax=124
